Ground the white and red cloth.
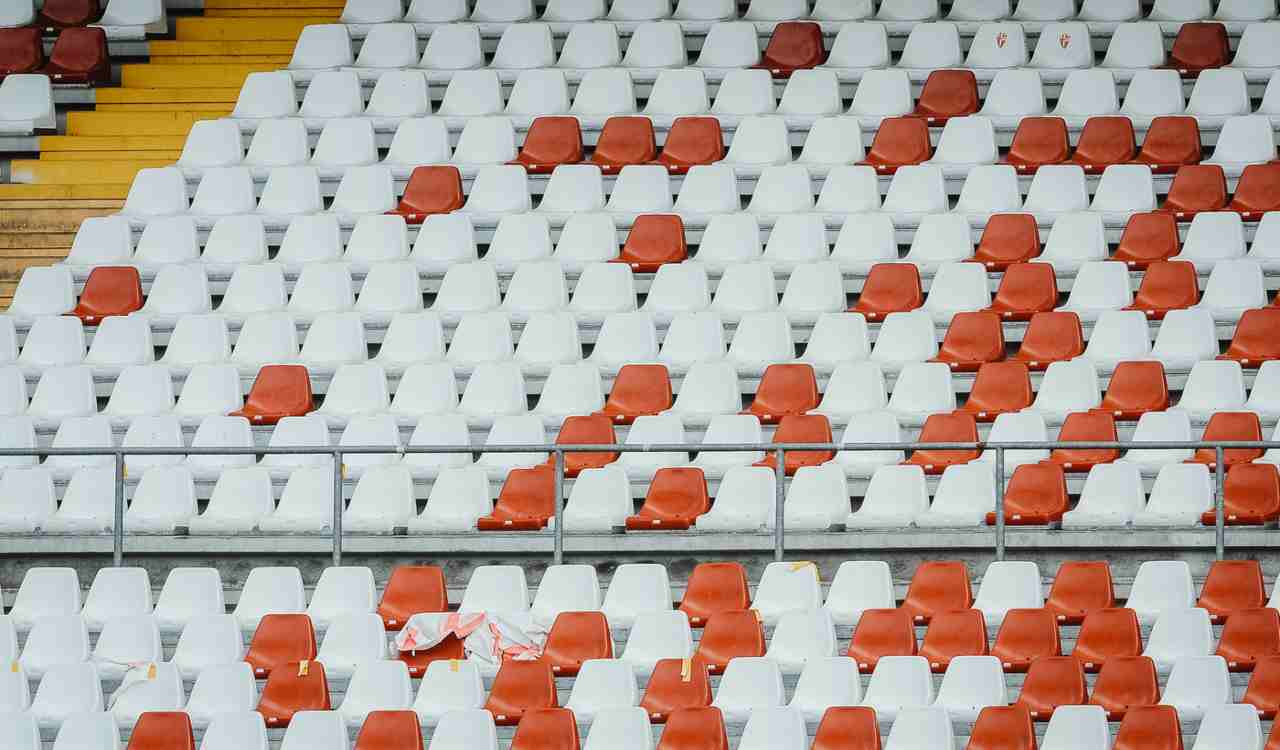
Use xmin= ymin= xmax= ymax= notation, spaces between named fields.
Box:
xmin=395 ymin=611 xmax=544 ymax=668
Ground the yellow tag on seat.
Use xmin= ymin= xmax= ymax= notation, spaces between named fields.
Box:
xmin=298 ymin=660 xmax=309 ymax=677
xmin=450 ymin=659 xmax=460 ymax=673
xmin=680 ymin=658 xmax=691 ymax=682
xmin=147 ymin=663 xmax=156 ymax=680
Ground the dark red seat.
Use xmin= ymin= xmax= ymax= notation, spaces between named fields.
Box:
xmin=549 ymin=414 xmax=619 ymax=477
xmin=991 ymin=608 xmax=1061 ymax=672
xmin=509 ymin=708 xmax=580 ymax=750
xmin=126 ymin=712 xmax=195 ymax=750
xmin=230 ymin=365 xmax=314 ymax=425
xmin=389 ymin=166 xmax=464 ymax=223
xmin=1096 ymin=361 xmax=1170 ymax=420
xmin=626 ymin=467 xmax=710 ymax=531
xmin=903 ymin=412 xmax=981 ymax=475
xmin=1221 ymin=308 xmax=1280 ymax=367
xmin=985 ymin=462 xmax=1069 ymax=526
xmin=1088 ymin=656 xmax=1160 ymax=720
xmin=1047 ymin=411 xmax=1121 ymax=473
xmin=640 ymin=658 xmax=713 ymax=724
xmin=959 ymin=361 xmax=1033 ymax=421
xmin=71 ymin=265 xmax=142 ymax=324
xmin=39 ymin=0 xmax=100 ymax=28
xmin=971 ymin=214 xmax=1041 ymax=270
xmin=353 ymin=711 xmax=425 ymax=750
xmin=651 ymin=117 xmax=725 ymax=174
xmin=42 ymin=27 xmax=110 ymax=85
xmin=744 ymin=363 xmax=820 ymax=424
xmin=858 ymin=116 xmax=932 ymax=174
xmin=1009 ymin=311 xmax=1085 ymax=371
xmin=1201 ymin=463 xmax=1280 ymax=526
xmin=1133 ymin=116 xmax=1203 ymax=174
xmin=811 ymin=707 xmax=882 ymax=750
xmin=1124 ymin=260 xmax=1198 ymax=319
xmin=678 ymin=562 xmax=751 ymax=627
xmin=1188 ymin=412 xmax=1265 ymax=469
xmin=911 ymin=69 xmax=979 ymax=125
xmin=596 ymin=364 xmax=673 ymax=424
xmin=510 ymin=116 xmax=584 ymax=174
xmin=1160 ymin=164 xmax=1228 ymax=219
xmin=847 ymin=608 xmax=918 ymax=672
xmin=1015 ymin=656 xmax=1087 ymax=721
xmin=257 ymin=660 xmax=331 ymax=728
xmin=589 ymin=116 xmax=658 ymax=175
xmin=0 ymin=28 xmax=44 ymax=78
xmin=1164 ymin=21 xmax=1230 ymax=76
xmin=477 ymin=465 xmax=557 ymax=531
xmin=1112 ymin=705 xmax=1184 ymax=750
xmin=612 ymin=214 xmax=687 ymax=272
xmin=984 ymin=263 xmax=1059 ymax=322
xmin=1045 ymin=561 xmax=1115 ymax=625
xmin=693 ymin=610 xmax=765 ymax=674
xmin=1073 ymin=608 xmax=1142 ymax=673
xmin=1111 ymin=212 xmax=1180 ymax=270
xmin=966 ymin=705 xmax=1037 ymax=750
xmin=850 ymin=263 xmax=924 ymax=322
xmin=1070 ymin=116 xmax=1137 ymax=173
xmin=753 ymin=414 xmax=834 ymax=475
xmin=484 ymin=660 xmax=558 ymax=725
xmin=900 ymin=561 xmax=973 ymax=624
xmin=541 ymin=612 xmax=613 ymax=676
xmin=1244 ymin=656 xmax=1280 ymax=718
xmin=932 ymin=311 xmax=1006 ymax=372
xmin=1228 ymin=163 xmax=1280 ymax=220
xmin=919 ymin=608 xmax=988 ymax=672
xmin=1216 ymin=608 xmax=1280 ymax=672
xmin=244 ymin=614 xmax=317 ymax=678
xmin=1004 ymin=116 xmax=1070 ymax=174
xmin=755 ymin=21 xmax=826 ymax=77
xmin=657 ymin=707 xmax=729 ymax=750
xmin=1197 ymin=559 xmax=1267 ymax=624
xmin=377 ymin=565 xmax=447 ymax=631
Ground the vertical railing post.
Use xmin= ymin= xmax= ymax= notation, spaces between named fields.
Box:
xmin=1215 ymin=446 xmax=1226 ymax=561
xmin=113 ymin=450 xmax=124 ymax=567
xmin=553 ymin=449 xmax=565 ymax=565
xmin=773 ymin=447 xmax=785 ymax=562
xmin=994 ymin=446 xmax=1006 ymax=562
xmin=332 ymin=449 xmax=343 ymax=567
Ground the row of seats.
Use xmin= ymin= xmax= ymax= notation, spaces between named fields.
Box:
xmin=0 ymin=27 xmax=110 ymax=84
xmin=0 ymin=0 xmax=103 ymax=30
xmin=0 ymin=0 xmax=161 ymax=39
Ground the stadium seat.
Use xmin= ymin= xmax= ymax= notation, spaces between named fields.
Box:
xmin=710 ymin=656 xmax=785 ymax=722
xmin=790 ymin=658 xmax=861 ymax=722
xmin=1189 ymin=411 xmax=1265 ymax=468
xmin=124 ymin=711 xmax=194 ymax=750
xmin=484 ymin=660 xmax=558 ymax=726
xmin=1195 ymin=559 xmax=1266 ymax=624
xmin=1102 ymin=705 xmax=1184 ymax=750
xmin=960 ymin=362 xmax=1033 ymax=421
xmin=1197 ymin=259 xmax=1268 ymax=321
xmin=245 ymin=614 xmax=316 ymax=679
xmin=1203 ymin=463 xmax=1280 ymax=526
xmin=991 ymin=608 xmax=1061 ymax=673
xmin=1162 ymin=164 xmax=1228 ymax=219
xmin=1131 ymin=462 xmax=1213 ymax=527
xmin=71 ymin=266 xmax=142 ymax=325
xmin=229 ymin=366 xmax=312 ymax=426
xmin=256 ymin=660 xmax=330 ymax=729
xmin=767 ymin=608 xmax=838 ymax=674
xmin=42 ymin=27 xmax=109 ymax=85
xmin=1245 ymin=656 xmax=1280 ymax=719
xmin=689 ymin=610 xmax=764 ymax=676
xmin=386 ymin=167 xmax=464 ymax=223
xmin=970 ymin=215 xmax=1040 ymax=273
xmin=981 ymin=265 xmax=1059 ymax=327
xmin=1164 ymin=21 xmax=1231 ymax=75
xmin=1215 ymin=607 xmax=1280 ymax=671
xmin=1225 ymin=163 xmax=1280 ymax=221
xmin=29 ymin=662 xmax=103 ymax=726
xmin=919 ymin=609 xmax=988 ymax=672
xmin=914 ymin=68 xmax=980 ymax=125
xmin=563 ymin=659 xmax=637 ymax=724
xmin=859 ymin=117 xmax=932 ymax=174
xmin=860 ymin=656 xmax=934 ymax=723
xmin=1141 ymin=607 xmax=1214 ymax=673
xmin=621 ymin=610 xmax=694 ymax=677
xmin=1095 ymin=361 xmax=1170 ymax=420
xmin=847 ymin=607 xmax=918 ymax=673
xmin=844 ymin=465 xmax=927 ymax=531
xmin=1034 ymin=213 xmax=1106 ymax=274
xmin=1221 ymin=308 xmax=1280 ymax=367
xmin=411 ymin=659 xmax=484 ymax=724
xmin=1010 ymin=655 xmax=1087 ymax=722
xmin=903 ymin=412 xmax=980 ymax=475
xmin=756 ymin=21 xmax=825 ymax=77
xmin=1088 ymin=655 xmax=1160 ymax=720
xmin=1045 ymin=412 xmax=1120 ymax=473
xmin=649 ymin=116 xmax=725 ymax=173
xmin=91 ymin=614 xmax=160 ymax=681
xmin=1122 ymin=409 xmax=1195 ymax=473
xmin=1126 ymin=261 xmax=1199 ymax=319
xmin=351 ymin=711 xmax=424 ymax=750
xmin=1061 ymin=462 xmax=1147 ymax=529
xmin=1004 ymin=117 xmax=1070 ymax=174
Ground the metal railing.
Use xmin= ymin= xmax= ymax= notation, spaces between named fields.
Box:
xmin=5 ymin=438 xmax=1275 ymax=567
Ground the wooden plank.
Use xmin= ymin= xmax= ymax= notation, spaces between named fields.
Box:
xmin=175 ymin=16 xmax=325 ymax=41
xmin=121 ymin=63 xmax=276 ymax=89
xmin=94 ymin=88 xmax=241 ymax=105
xmin=66 ymin=111 xmax=220 ymax=136
xmin=0 ymin=184 xmax=130 ymax=200
xmin=9 ymin=160 xmax=171 ymax=185
xmin=38 ymin=135 xmax=187 ymax=152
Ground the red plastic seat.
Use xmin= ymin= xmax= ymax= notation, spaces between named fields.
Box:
xmin=693 ymin=610 xmax=765 ymax=674
xmin=850 ymin=263 xmax=924 ymax=321
xmin=1269 ymin=716 xmax=1280 ymax=750
xmin=744 ymin=363 xmax=820 ymax=424
xmin=541 ymin=612 xmax=613 ymax=676
xmin=510 ymin=117 xmax=584 ymax=174
xmin=1160 ymin=164 xmax=1228 ymax=219
xmin=1072 ymin=608 xmax=1142 ymax=673
xmin=1124 ymin=260 xmax=1199 ymax=319
xmin=484 ymin=660 xmax=558 ymax=725
xmin=257 ymin=660 xmax=331 ymax=728
xmin=1164 ymin=21 xmax=1230 ymax=76
xmin=857 ymin=116 xmax=932 ymax=174
xmin=1045 ymin=561 xmax=1115 ymax=625
xmin=678 ymin=562 xmax=751 ymax=627
xmin=1112 ymin=705 xmax=1184 ymax=750
xmin=597 ymin=364 xmax=673 ymax=424
xmin=1198 ymin=559 xmax=1267 ymax=624
xmin=1201 ymin=463 xmax=1280 ymax=526
xmin=625 ymin=467 xmax=710 ymax=531
xmin=1048 ymin=411 xmax=1121 ymax=473
xmin=640 ymin=657 xmax=713 ymax=723
xmin=972 ymin=214 xmax=1041 ymax=270
xmin=811 ymin=706 xmax=882 ymax=750
xmin=756 ymin=21 xmax=825 ymax=77
xmin=42 ymin=27 xmax=109 ymax=85
xmin=589 ymin=116 xmax=658 ymax=175
xmin=39 ymin=0 xmax=100 ymax=28
xmin=985 ymin=462 xmax=1069 ymax=526
xmin=244 ymin=614 xmax=317 ymax=678
xmin=846 ymin=608 xmax=918 ymax=672
xmin=510 ymin=708 xmax=580 ymax=750
xmin=984 ymin=263 xmax=1059 ymax=322
xmin=932 ymin=311 xmax=1005 ymax=372
xmin=354 ymin=710 xmax=425 ymax=750
xmin=1089 ymin=656 xmax=1160 ymax=720
xmin=1227 ymin=163 xmax=1280 ymax=220
xmin=919 ymin=608 xmax=988 ymax=672
xmin=966 ymin=705 xmax=1036 ymax=750
xmin=0 ymin=28 xmax=44 ymax=77
xmin=230 ymin=365 xmax=314 ymax=425
xmin=126 ymin=712 xmax=195 ymax=750
xmin=657 ymin=707 xmax=729 ymax=750
xmin=1133 ymin=116 xmax=1203 ymax=174
xmin=478 ymin=465 xmax=557 ymax=531
xmin=388 ymin=165 xmax=464 ymax=223
xmin=72 ymin=266 xmax=143 ymax=325
xmin=1111 ymin=212 xmax=1181 ymax=270
xmin=1216 ymin=608 xmax=1280 ymax=672
xmin=959 ymin=361 xmax=1033 ymax=421
xmin=900 ymin=561 xmax=973 ymax=625
xmin=612 ymin=214 xmax=687 ymax=273
xmin=753 ymin=414 xmax=835 ymax=476
xmin=378 ymin=565 xmax=448 ymax=631
xmin=1004 ymin=116 xmax=1070 ymax=174
xmin=903 ymin=412 xmax=981 ymax=475
xmin=991 ymin=608 xmax=1062 ymax=672
xmin=1009 ymin=312 xmax=1085 ymax=371
xmin=397 ymin=637 xmax=464 ymax=678
xmin=911 ymin=69 xmax=979 ymax=125
xmin=1189 ymin=412 xmax=1265 ymax=469
xmin=1015 ymin=656 xmax=1087 ymax=721
xmin=550 ymin=415 xmax=619 ymax=477
xmin=1220 ymin=308 xmax=1280 ymax=367
xmin=1244 ymin=656 xmax=1280 ymax=718
xmin=1096 ymin=361 xmax=1171 ymax=420
xmin=1070 ymin=116 xmax=1137 ymax=173
xmin=651 ymin=117 xmax=725 ymax=175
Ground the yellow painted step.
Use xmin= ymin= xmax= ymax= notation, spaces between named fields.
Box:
xmin=206 ymin=9 xmax=341 ymax=17
xmin=204 ymin=0 xmax=342 ymax=8
xmin=149 ymin=40 xmax=297 ymax=59
xmin=95 ymin=88 xmax=241 ymax=105
xmin=67 ymin=111 xmax=223 ymax=136
xmin=175 ymin=17 xmax=328 ymax=41
xmin=39 ymin=135 xmax=188 ymax=153
xmin=10 ymin=160 xmax=171 ymax=185
xmin=0 ymin=185 xmax=130 ymax=201
xmin=121 ymin=63 xmax=277 ymax=89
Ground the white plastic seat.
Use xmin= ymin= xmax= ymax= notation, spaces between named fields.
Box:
xmin=552 ymin=215 xmax=619 ymax=274
xmin=1023 ymin=167 xmax=1090 ymax=219
xmin=1029 ymin=21 xmax=1093 ymax=71
xmin=412 ymin=659 xmax=485 ymax=726
xmin=196 ymin=711 xmax=268 ymax=750
xmin=587 ymin=312 xmax=658 ymax=372
xmin=887 ymin=362 xmax=956 ymax=426
xmin=298 ymin=70 xmax=363 ymax=123
xmin=218 ymin=263 xmax=288 ymax=319
xmin=828 ymin=214 xmax=895 ymax=274
xmin=512 ymin=311 xmax=580 ymax=375
xmin=1142 ymin=607 xmax=1215 ymax=672
xmin=898 ymin=22 xmax=962 ymax=70
xmin=823 ymin=561 xmax=895 ymax=628
xmin=847 ymin=68 xmax=913 ymax=124
xmin=928 ymin=116 xmax=998 ymax=173
xmin=710 ymin=262 xmax=777 ymax=321
xmin=0 ymin=713 xmax=36 ymax=748
xmin=1133 ymin=463 xmax=1214 ymax=528
xmin=339 ymin=660 xmax=412 ymax=726
xmin=598 ymin=562 xmax=671 ymax=629
xmin=1187 ymin=69 xmax=1251 ymax=120
xmin=475 ymin=414 xmax=546 ymax=477
xmin=788 ymin=657 xmax=861 ymax=722
xmin=615 ymin=414 xmax=688 ymax=481
xmin=501 ymin=261 xmax=568 ymax=321
xmin=565 ymin=659 xmax=638 ymax=724
xmin=19 ymin=615 xmax=89 ymax=679
xmin=257 ymin=415 xmax=332 ymax=479
xmin=1053 ymin=70 xmax=1121 ymax=126
xmin=530 ymin=564 xmax=602 ymax=628
xmin=1190 ymin=703 xmax=1264 ymax=750
xmin=255 ymin=167 xmax=323 ymax=223
xmin=41 ymin=415 xmax=114 ymax=480
xmin=933 ymin=655 xmax=1007 ymax=722
xmin=201 ymin=216 xmax=268 ymax=272
xmin=870 ymin=311 xmax=938 ymax=372
xmin=120 ymin=415 xmax=184 ymax=476
xmin=87 ymin=315 xmax=154 ymax=374
xmin=1038 ymin=705 xmax=1110 ymax=750
xmin=0 ymin=73 xmax=51 ymax=135
xmin=537 ymin=166 xmax=606 ymax=220
xmin=382 ymin=118 xmax=449 ymax=174
xmin=1080 ymin=309 xmax=1152 ymax=373
xmin=438 ymin=69 xmax=505 ymax=119
xmin=1055 ymin=260 xmax=1132 ymax=322
xmin=8 ymin=567 xmax=80 ymax=632
xmin=62 ymin=215 xmax=134 ymax=269
xmin=913 ymin=462 xmax=995 ymax=526
xmin=374 ymin=313 xmax=446 ymax=373
xmin=408 ymin=458 xmax=488 ymax=529
xmin=305 ymin=565 xmax=375 ymax=632
xmin=389 ymin=364 xmax=459 ymax=425
xmin=922 ymin=262 xmax=989 ymax=323
xmin=459 ymin=565 xmax=530 ymax=622
xmin=779 ymin=463 xmax=850 ymax=532
xmin=604 ymin=164 xmax=673 ymax=216
xmin=620 ymin=610 xmax=692 ymax=676
xmin=846 ymin=464 xmax=927 ymax=530
xmin=1028 ymin=213 xmax=1106 ymax=276
xmin=558 ymin=21 xmax=623 ymax=70
xmin=170 ymin=365 xmax=241 ymax=426
xmin=177 ymin=119 xmax=244 ymax=173
xmin=976 ymin=411 xmax=1049 ymax=474
xmin=489 ymin=23 xmax=555 ymax=72
xmin=723 ymin=116 xmax=791 ymax=167
xmin=558 ymin=465 xmax=631 ymax=532
xmin=457 ymin=360 xmax=526 ymax=422
xmin=188 ymin=167 xmax=256 ymax=221
xmin=1062 ymin=462 xmax=1147 ymax=528
xmin=312 ymin=363 xmax=388 ymax=421
xmin=343 ymin=463 xmax=415 ymax=532
xmin=152 ymin=566 xmax=223 ymax=635
xmin=644 ymin=69 xmax=711 ymax=117
xmin=711 ymin=657 xmax=785 ymax=722
xmin=462 ymin=164 xmax=533 ymax=219
xmin=532 ymin=362 xmax=604 ymax=424
xmin=778 ymin=70 xmax=842 ymax=120
xmin=187 ymin=466 xmax=273 ymax=534
xmin=0 ymin=467 xmax=53 ymax=533
xmin=330 ymin=165 xmax=397 ymax=222
xmin=767 ymin=609 xmax=838 ymax=674
xmin=881 ymin=165 xmax=948 ymax=217
xmin=121 ymin=465 xmax=196 ymax=533
xmin=694 ymin=463 xmax=776 ymax=529
xmin=610 ymin=0 xmax=675 ymax=20
xmin=120 ymin=168 xmax=188 ymax=224
xmin=676 ymin=163 xmax=744 ymax=217
xmin=1173 ymin=212 xmax=1246 ymax=272
xmin=860 ymin=656 xmax=934 ymax=723
xmin=1124 ymin=410 xmax=1195 ymax=474
xmin=426 ymin=709 xmax=498 ymax=750
xmin=966 ymin=23 xmax=1028 ymax=70
xmin=973 ymin=561 xmax=1042 ymax=628
xmin=694 ymin=21 xmax=761 ymax=70
xmin=1196 ymin=259 xmax=1267 ymax=322
xmin=1248 ymin=364 xmax=1280 ymax=423
xmin=1206 ymin=115 xmax=1277 ymax=169
xmin=710 ymin=68 xmax=776 ymax=118
xmin=1179 ymin=360 xmax=1247 ymax=421
xmin=230 ymin=566 xmax=305 ymax=630
xmin=19 ymin=315 xmax=84 ymax=372
xmin=278 ymin=711 xmax=347 ymax=750
xmin=316 ymin=612 xmax=386 ymax=679
xmin=91 ymin=614 xmax=160 ymax=680
xmin=811 ymin=361 xmax=886 ymax=422
xmin=39 ymin=467 xmax=112 ymax=535
xmin=289 ymin=24 xmax=352 ymax=73
xmin=418 ymin=22 xmax=481 ymax=70
xmin=100 ymin=364 xmax=174 ymax=422
xmin=580 ymin=708 xmax=651 ymax=750
xmin=131 ymin=215 xmax=199 ymax=269
xmin=434 ymin=264 xmax=502 ymax=324
xmin=450 ymin=117 xmax=518 ymax=168
xmin=185 ymin=662 xmax=257 ymax=725
xmin=228 ymin=312 xmax=299 ymax=370
xmin=979 ymin=69 xmax=1047 ymax=127
xmin=48 ymin=711 xmax=119 ymax=750
xmin=1229 ymin=21 xmax=1280 ymax=74
xmin=243 ymin=119 xmax=310 ymax=172
xmin=1125 ymin=560 xmax=1195 ymax=626
xmin=29 ymin=663 xmax=103 ymax=727
xmin=795 ymin=116 xmax=866 ymax=168
xmin=666 ymin=361 xmax=742 ymax=426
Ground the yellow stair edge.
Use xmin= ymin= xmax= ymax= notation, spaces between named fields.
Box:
xmin=10 ymin=160 xmax=173 ymax=186
xmin=40 ymin=151 xmax=184 ymax=162
xmin=205 ymin=9 xmax=341 ymax=18
xmin=204 ymin=0 xmax=342 ymax=8
xmin=68 ymin=110 xmax=227 ymax=136
xmin=122 ymin=63 xmax=279 ymax=89
xmin=39 ymin=135 xmax=188 ymax=152
xmin=175 ymin=17 xmax=333 ymax=41
xmin=95 ymin=88 xmax=241 ymax=105
xmin=0 ymin=185 xmax=130 ymax=201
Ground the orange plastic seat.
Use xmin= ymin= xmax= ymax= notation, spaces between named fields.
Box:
xmin=1228 ymin=163 xmax=1280 ymax=220
xmin=1111 ymin=212 xmax=1181 ymax=270
xmin=919 ymin=608 xmax=988 ymax=672
xmin=1202 ymin=463 xmax=1280 ymax=526
xmin=1048 ymin=412 xmax=1121 ymax=473
xmin=626 ymin=467 xmax=710 ymax=531
xmin=1070 ymin=116 xmax=1137 ymax=173
xmin=960 ymin=361 xmax=1033 ymax=421
xmin=0 ymin=28 xmax=44 ymax=77
xmin=550 ymin=415 xmax=619 ymax=477
xmin=1220 ymin=308 xmax=1280 ymax=367
xmin=753 ymin=414 xmax=835 ymax=475
xmin=510 ymin=708 xmax=580 ymax=750
xmin=745 ymin=364 xmax=820 ymax=424
xmin=397 ymin=637 xmax=464 ymax=678
xmin=903 ymin=412 xmax=981 ymax=475
xmin=1133 ymin=116 xmax=1203 ymax=174
xmin=756 ymin=21 xmax=826 ymax=77
xmin=640 ymin=657 xmax=713 ymax=723
xmin=1216 ymin=608 xmax=1280 ymax=672
xmin=1089 ymin=656 xmax=1160 ymax=720
xmin=1009 ymin=312 xmax=1085 ymax=371
xmin=847 ymin=608 xmax=918 ymax=672
xmin=901 ymin=561 xmax=973 ymax=625
xmin=911 ymin=69 xmax=980 ymax=125
xmin=38 ymin=0 xmax=100 ymax=28
xmin=598 ymin=364 xmax=673 ymax=424
xmin=1015 ymin=656 xmax=1087 ymax=721
xmin=612 ymin=214 xmax=687 ymax=273
xmin=589 ymin=116 xmax=658 ymax=175
xmin=986 ymin=462 xmax=1069 ymax=526
xmin=1096 ymin=361 xmax=1171 ymax=420
xmin=485 ymin=660 xmax=558 ymax=726
xmin=1244 ymin=655 xmax=1280 ymax=718
xmin=1189 ymin=412 xmax=1265 ymax=468
xmin=72 ymin=266 xmax=143 ymax=325
xmin=510 ymin=116 xmax=584 ymax=174
xmin=1198 ymin=559 xmax=1267 ymax=624
xmin=1124 ymin=260 xmax=1199 ymax=319
xmin=991 ymin=608 xmax=1062 ymax=672
xmin=932 ymin=311 xmax=1005 ymax=373
xmin=1045 ymin=561 xmax=1115 ymax=625
xmin=244 ymin=614 xmax=317 ymax=678
xmin=542 ymin=612 xmax=613 ymax=676
xmin=257 ymin=660 xmax=331 ymax=728
xmin=230 ymin=365 xmax=314 ymax=425
xmin=850 ymin=263 xmax=924 ymax=321
xmin=478 ymin=465 xmax=557 ymax=531
xmin=657 ymin=707 xmax=729 ymax=750
xmin=1112 ymin=705 xmax=1184 ymax=750
xmin=378 ymin=565 xmax=448 ymax=631
xmin=811 ymin=707 xmax=882 ymax=750
xmin=984 ymin=263 xmax=1059 ymax=322
xmin=651 ymin=117 xmax=725 ymax=175
xmin=693 ymin=610 xmax=765 ymax=674
xmin=858 ymin=116 xmax=932 ymax=174
xmin=678 ymin=562 xmax=751 ymax=627
xmin=42 ymin=27 xmax=109 ymax=85
xmin=1164 ymin=21 xmax=1230 ymax=76
xmin=967 ymin=705 xmax=1036 ymax=750
xmin=388 ymin=165 xmax=464 ymax=223
xmin=1269 ymin=716 xmax=1280 ymax=750
xmin=1160 ymin=164 xmax=1227 ymax=219
xmin=1004 ymin=116 xmax=1070 ymax=174
xmin=972 ymin=214 xmax=1042 ymax=270
xmin=1073 ymin=608 xmax=1142 ymax=673
xmin=126 ymin=712 xmax=195 ymax=750
xmin=354 ymin=711 xmax=425 ymax=750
